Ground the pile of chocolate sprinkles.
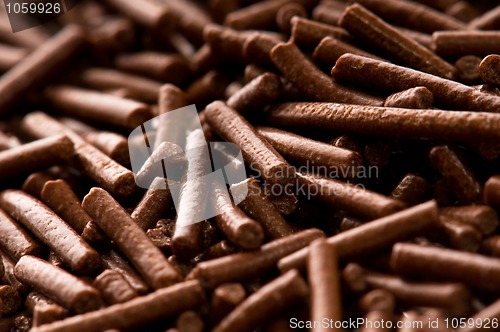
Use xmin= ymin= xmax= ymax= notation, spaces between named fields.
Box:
xmin=0 ymin=0 xmax=499 ymax=331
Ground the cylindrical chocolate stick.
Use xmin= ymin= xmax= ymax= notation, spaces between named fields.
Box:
xmin=44 ymin=86 xmax=152 ymax=129
xmin=14 ymin=256 xmax=103 ymax=314
xmin=41 ymin=179 xmax=106 ymax=246
xmin=0 ymin=43 xmax=28 ymax=72
xmin=226 ymin=73 xmax=283 ymax=114
xmin=267 ymin=102 xmax=500 ymax=141
xmin=258 ymin=126 xmax=363 ymax=174
xmin=440 ymin=205 xmax=498 ymax=235
xmin=384 ymin=87 xmax=434 ymax=109
xmin=479 ymin=54 xmax=500 ymax=86
xmin=172 ymin=129 xmax=210 ymax=259
xmin=94 ymin=269 xmax=139 ymax=305
xmin=351 ymin=0 xmax=465 ymax=33
xmin=308 ymin=240 xmax=342 ymax=331
xmin=390 ymin=174 xmax=430 ymax=206
xmin=429 ymin=145 xmax=481 ymax=204
xmin=79 ymin=68 xmax=162 ymax=103
xmin=115 ymin=52 xmax=191 ymax=84
xmin=213 ymin=270 xmax=309 ymax=332
xmin=332 ymin=54 xmax=500 ymax=113
xmin=188 ymin=228 xmax=324 ymax=287
xmin=31 ymin=280 xmax=205 ymax=332
xmin=233 ymin=178 xmax=293 ymax=240
xmin=209 ymin=283 xmax=246 ymax=325
xmin=213 ymin=179 xmax=264 ymax=250
xmin=270 ymin=41 xmax=383 ymax=106
xmin=296 ymin=172 xmax=405 ymax=220
xmin=82 ymin=187 xmax=182 ymax=289
xmin=391 ymin=243 xmax=500 ymax=291
xmin=131 ymin=178 xmax=173 ymax=231
xmin=0 ymin=208 xmax=43 ymax=261
xmin=21 ymin=112 xmax=137 ymax=197
xmin=279 ymin=200 xmax=438 ymax=272
xmin=101 ymin=250 xmax=149 ymax=295
xmin=0 ymin=135 xmax=74 ymax=180
xmin=0 ymin=25 xmax=85 ymax=113
xmin=313 ymin=36 xmax=386 ymax=68
xmin=433 ymin=31 xmax=500 ymax=58
xmin=363 ymin=269 xmax=471 ymax=313
xmin=0 ymin=190 xmax=101 ymax=275
xmin=205 ymin=101 xmax=296 ymax=185
xmin=104 ymin=0 xmax=177 ymax=31
xmin=339 ymin=4 xmax=457 ymax=79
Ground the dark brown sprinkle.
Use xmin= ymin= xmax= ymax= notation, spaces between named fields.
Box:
xmin=0 ymin=190 xmax=101 ymax=275
xmin=195 ymin=240 xmax=236 ymax=262
xmin=226 ymin=73 xmax=283 ymax=114
xmin=187 ymin=228 xmax=324 ymax=288
xmin=271 ymin=41 xmax=384 ymax=106
xmin=332 ymin=53 xmax=500 ymax=113
xmin=0 ymin=285 xmax=22 ymax=317
xmin=467 ymin=6 xmax=500 ymax=30
xmin=115 ymin=52 xmax=191 ymax=85
xmin=339 ymin=4 xmax=458 ymax=80
xmin=440 ymin=205 xmax=499 ymax=235
xmin=82 ymin=187 xmax=182 ymax=289
xmin=0 ymin=26 xmax=85 ymax=114
xmin=131 ymin=178 xmax=173 ymax=231
xmin=384 ymin=86 xmax=434 ymax=109
xmin=104 ymin=0 xmax=177 ymax=31
xmin=100 ymin=250 xmax=149 ymax=295
xmin=176 ymin=310 xmax=204 ymax=332
xmin=391 ymin=242 xmax=500 ymax=291
xmin=0 ymin=135 xmax=74 ymax=180
xmin=279 ymin=200 xmax=438 ymax=272
xmin=0 ymin=250 xmax=30 ymax=295
xmin=93 ymin=269 xmax=139 ymax=305
xmin=296 ymin=172 xmax=406 ymax=220
xmin=209 ymin=283 xmax=246 ymax=326
xmin=78 ymin=67 xmax=162 ymax=104
xmin=31 ymin=280 xmax=205 ymax=332
xmin=313 ymin=36 xmax=387 ymax=68
xmin=455 ymin=55 xmax=482 ymax=83
xmin=212 ymin=270 xmax=309 ymax=332
xmin=0 ymin=208 xmax=43 ymax=261
xmin=352 ymin=0 xmax=466 ymax=33
xmin=437 ymin=215 xmax=482 ymax=252
xmin=233 ymin=178 xmax=293 ymax=240
xmin=429 ymin=145 xmax=482 ymax=204
xmin=433 ymin=31 xmax=500 ymax=58
xmin=312 ymin=1 xmax=345 ymax=26
xmin=14 ymin=255 xmax=103 ymax=314
xmin=479 ymin=54 xmax=500 ymax=86
xmin=290 ymin=16 xmax=351 ymax=48
xmin=445 ymin=1 xmax=480 ymax=23
xmin=44 ymin=85 xmax=152 ymax=130
xmin=390 ymin=173 xmax=430 ymax=206
xmin=358 ymin=289 xmax=395 ymax=314
xmin=268 ymin=101 xmax=500 ymax=141
xmin=276 ymin=3 xmax=307 ymax=33
xmin=20 ymin=112 xmax=137 ymax=197
xmin=308 ymin=239 xmax=343 ymax=326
